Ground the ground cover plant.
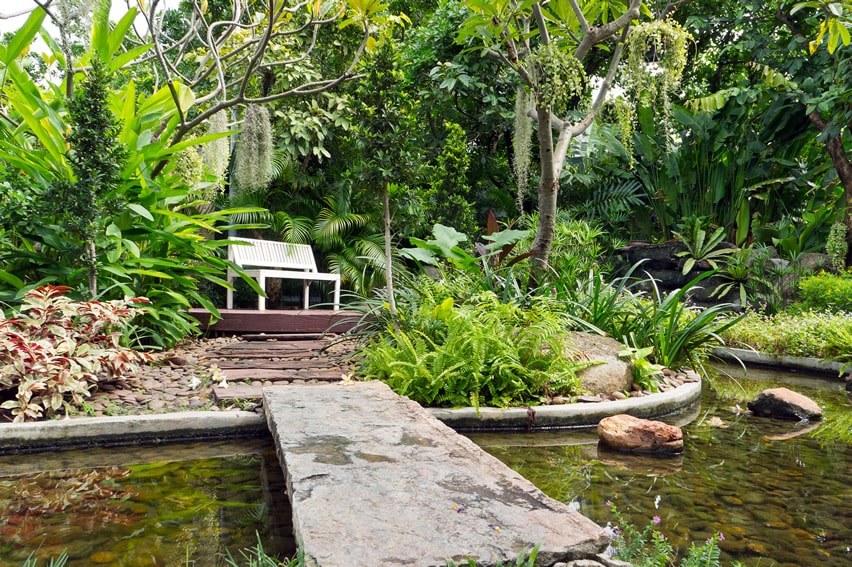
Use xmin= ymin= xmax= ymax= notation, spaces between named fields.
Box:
xmin=0 ymin=285 xmax=150 ymax=422
xmin=359 ymin=289 xmax=586 ymax=409
xmin=606 ymin=502 xmax=739 ymax=567
xmin=720 ymin=308 xmax=852 ymax=365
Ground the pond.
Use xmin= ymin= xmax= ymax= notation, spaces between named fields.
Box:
xmin=470 ymin=367 xmax=851 ymax=567
xmin=0 ymin=439 xmax=295 ymax=566
xmin=0 ymin=370 xmax=848 ymax=566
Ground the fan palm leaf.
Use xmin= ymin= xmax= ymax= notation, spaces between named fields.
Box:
xmin=273 ymin=211 xmax=313 ymax=244
xmin=314 ymin=191 xmax=371 ymax=249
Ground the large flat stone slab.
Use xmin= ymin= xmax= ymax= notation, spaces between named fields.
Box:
xmin=264 ymin=381 xmax=608 ymax=566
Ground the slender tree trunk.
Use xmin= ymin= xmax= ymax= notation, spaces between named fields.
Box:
xmin=87 ymin=239 xmax=97 ymax=298
xmin=382 ymin=181 xmax=399 ymax=333
xmin=530 ymin=106 xmax=558 ymax=277
xmin=809 ymin=111 xmax=852 ymax=264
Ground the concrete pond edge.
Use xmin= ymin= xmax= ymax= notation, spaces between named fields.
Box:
xmin=429 ymin=377 xmax=702 ymax=431
xmin=0 ymin=377 xmax=702 ymax=453
xmin=0 ymin=410 xmax=268 ymax=454
xmin=712 ymin=347 xmax=846 ymax=376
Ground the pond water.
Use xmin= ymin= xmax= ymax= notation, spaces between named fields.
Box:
xmin=0 ymin=370 xmax=848 ymax=566
xmin=0 ymin=439 xmax=295 ymax=566
xmin=469 ymin=367 xmax=851 ymax=567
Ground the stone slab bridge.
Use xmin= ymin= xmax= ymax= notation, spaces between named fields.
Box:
xmin=264 ymin=381 xmax=617 ymax=567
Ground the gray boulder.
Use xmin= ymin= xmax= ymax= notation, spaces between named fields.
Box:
xmin=747 ymin=387 xmax=823 ymax=421
xmin=567 ymin=332 xmax=633 ymax=395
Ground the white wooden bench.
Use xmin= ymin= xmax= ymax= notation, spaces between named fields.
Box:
xmin=226 ymin=238 xmax=341 ymax=311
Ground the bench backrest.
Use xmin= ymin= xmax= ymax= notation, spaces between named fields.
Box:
xmin=228 ymin=238 xmax=318 ymax=272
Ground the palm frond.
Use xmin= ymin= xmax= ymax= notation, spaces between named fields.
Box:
xmin=273 ymin=211 xmax=313 ymax=244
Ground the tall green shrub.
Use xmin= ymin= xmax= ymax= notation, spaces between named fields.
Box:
xmin=50 ymin=58 xmax=128 ymax=298
xmin=0 ymin=13 xmax=264 ymax=348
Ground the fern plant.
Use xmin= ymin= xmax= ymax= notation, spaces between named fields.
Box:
xmin=358 ymin=293 xmax=585 ymax=409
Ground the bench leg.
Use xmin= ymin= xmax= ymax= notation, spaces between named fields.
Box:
xmin=257 ymin=275 xmax=266 ymax=311
xmin=303 ymin=280 xmax=310 ymax=310
xmin=333 ymin=279 xmax=340 ymax=311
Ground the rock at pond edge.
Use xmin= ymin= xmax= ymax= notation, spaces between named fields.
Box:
xmin=747 ymin=387 xmax=822 ymax=421
xmin=597 ymin=414 xmax=683 ymax=454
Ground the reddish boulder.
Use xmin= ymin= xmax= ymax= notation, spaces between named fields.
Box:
xmin=597 ymin=414 xmax=683 ymax=454
xmin=747 ymin=387 xmax=822 ymax=421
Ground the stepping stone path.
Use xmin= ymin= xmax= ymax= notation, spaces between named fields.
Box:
xmin=210 ymin=334 xmax=355 ymax=403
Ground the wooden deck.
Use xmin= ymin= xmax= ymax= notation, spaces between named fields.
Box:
xmin=190 ymin=308 xmax=360 ymax=334
xmin=207 ymin=334 xmax=356 ymax=403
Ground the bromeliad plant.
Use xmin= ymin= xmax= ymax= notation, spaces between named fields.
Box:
xmin=0 ymin=285 xmax=151 ymax=422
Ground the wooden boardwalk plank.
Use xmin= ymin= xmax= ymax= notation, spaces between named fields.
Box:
xmin=221 ymin=369 xmax=345 ymax=381
xmin=214 ymin=359 xmax=339 ymax=370
xmin=216 ymin=340 xmax=328 ymax=352
xmin=190 ymin=308 xmax=358 ymax=334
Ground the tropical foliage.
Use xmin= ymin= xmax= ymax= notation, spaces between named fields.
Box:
xmin=0 ymin=285 xmax=150 ymax=422
xmin=359 ymin=290 xmax=586 ymax=409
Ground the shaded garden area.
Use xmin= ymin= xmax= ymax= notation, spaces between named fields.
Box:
xmin=1 ymin=0 xmax=852 ymax=565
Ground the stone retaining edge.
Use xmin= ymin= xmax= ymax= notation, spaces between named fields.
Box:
xmin=0 ymin=378 xmax=703 ymax=452
xmin=0 ymin=411 xmax=268 ymax=454
xmin=429 ymin=376 xmax=703 ymax=431
xmin=712 ymin=347 xmax=845 ymax=376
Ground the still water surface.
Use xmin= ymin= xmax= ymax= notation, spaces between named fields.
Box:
xmin=0 ymin=369 xmax=848 ymax=566
xmin=471 ymin=367 xmax=851 ymax=567
xmin=0 ymin=439 xmax=294 ymax=566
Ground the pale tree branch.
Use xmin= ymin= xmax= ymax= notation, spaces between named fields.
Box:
xmin=662 ymin=0 xmax=694 ymax=19
xmin=553 ymin=26 xmax=630 ymax=182
xmin=147 ymin=2 xmax=374 ymax=177
xmin=575 ymin=0 xmax=642 ymax=60
xmin=532 ymin=3 xmax=550 ymax=45
xmin=568 ymin=0 xmax=590 ymax=34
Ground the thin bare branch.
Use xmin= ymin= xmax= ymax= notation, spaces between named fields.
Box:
xmin=568 ymin=0 xmax=590 ymax=34
xmin=575 ymin=0 xmax=641 ymax=60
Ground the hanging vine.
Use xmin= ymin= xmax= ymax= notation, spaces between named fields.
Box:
xmin=606 ymin=95 xmax=637 ymax=164
xmin=624 ymin=19 xmax=690 ymax=122
xmin=530 ymin=43 xmax=587 ymax=115
xmin=233 ymin=105 xmax=273 ymax=193
xmin=202 ymin=111 xmax=230 ymax=196
xmin=513 ymin=88 xmax=533 ymax=215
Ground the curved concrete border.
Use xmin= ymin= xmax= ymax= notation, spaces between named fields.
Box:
xmin=428 ymin=376 xmax=702 ymax=431
xmin=0 ymin=377 xmax=702 ymax=452
xmin=713 ymin=347 xmax=845 ymax=376
xmin=0 ymin=410 xmax=267 ymax=454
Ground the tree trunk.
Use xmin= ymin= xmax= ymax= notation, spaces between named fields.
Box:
xmin=382 ymin=181 xmax=399 ymax=333
xmin=530 ymin=106 xmax=558 ymax=273
xmin=809 ymin=111 xmax=852 ymax=264
xmin=87 ymin=239 xmax=97 ymax=299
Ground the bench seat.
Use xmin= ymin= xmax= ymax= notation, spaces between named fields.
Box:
xmin=226 ymin=238 xmax=341 ymax=311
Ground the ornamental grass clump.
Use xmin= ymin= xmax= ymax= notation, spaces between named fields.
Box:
xmin=0 ymin=285 xmax=151 ymax=422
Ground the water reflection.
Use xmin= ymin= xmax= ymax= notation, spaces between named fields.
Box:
xmin=0 ymin=439 xmax=294 ymax=566
xmin=470 ymin=370 xmax=851 ymax=566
